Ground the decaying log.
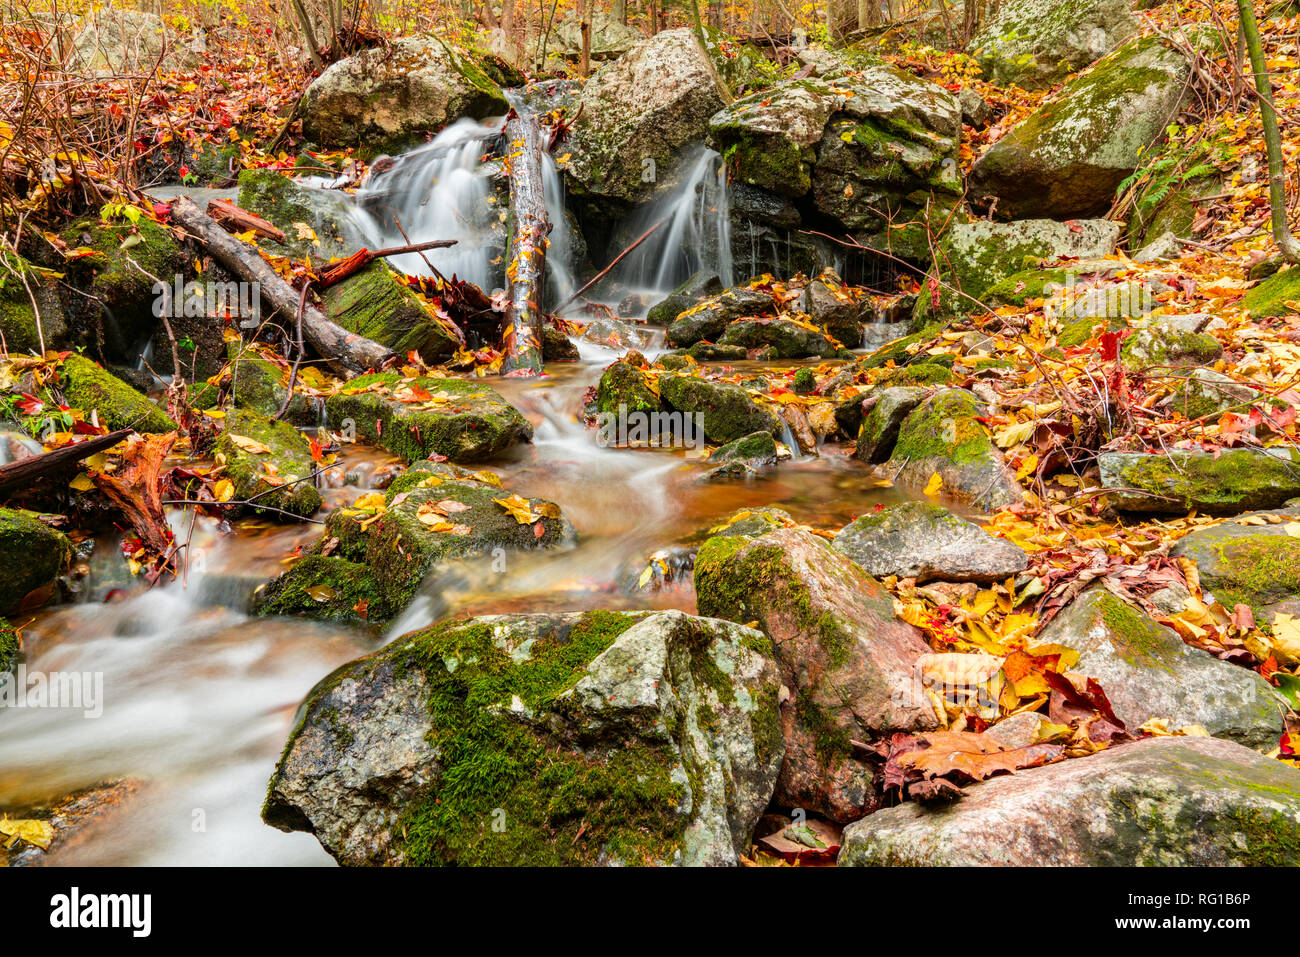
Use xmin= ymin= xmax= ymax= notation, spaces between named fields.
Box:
xmin=501 ymin=113 xmax=549 ymax=377
xmin=169 ymin=197 xmax=391 ymax=374
xmin=206 ymin=198 xmax=288 ymax=244
xmin=0 ymin=428 xmax=132 ymax=495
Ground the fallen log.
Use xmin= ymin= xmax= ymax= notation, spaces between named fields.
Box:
xmin=314 ymin=239 xmax=459 ymax=290
xmin=501 ymin=112 xmax=549 ymax=377
xmin=169 ymin=197 xmax=391 ymax=375
xmin=0 ymin=428 xmax=132 ymax=495
xmin=206 ymin=198 xmax=287 ymax=244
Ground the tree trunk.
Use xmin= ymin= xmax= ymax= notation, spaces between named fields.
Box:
xmin=168 ymin=197 xmax=392 ymax=374
xmin=1238 ymin=0 xmax=1300 ymax=261
xmin=501 ymin=114 xmax=549 ymax=377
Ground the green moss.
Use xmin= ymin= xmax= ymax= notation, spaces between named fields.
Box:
xmin=0 ymin=255 xmax=65 ymax=354
xmin=0 ymin=619 xmax=18 ymax=675
xmin=253 ymin=555 xmax=387 ymax=623
xmin=214 ymin=408 xmax=322 ymax=518
xmin=857 ymin=323 xmax=943 ymax=370
xmin=59 ymin=215 xmax=185 ymax=316
xmin=319 ymin=261 xmax=457 ymax=361
xmin=793 ymin=368 xmax=817 ymax=394
xmin=890 ymin=389 xmax=992 ymax=467
xmin=1202 ymin=536 xmax=1300 ymax=618
xmin=1093 ymin=592 xmax=1175 ymax=672
xmin=1059 ymin=316 xmax=1125 ymax=349
xmin=594 ymin=361 xmax=659 ymax=417
xmin=1120 ymin=327 xmax=1221 ymax=370
xmin=657 ymin=374 xmax=780 ymax=444
xmin=876 ymin=361 xmax=954 ymax=387
xmin=394 ymin=612 xmax=687 ymax=866
xmin=1225 ymin=807 xmax=1300 ymax=866
xmin=0 ymin=509 xmax=71 ymax=615
xmin=1242 ymin=267 xmax=1300 ymax=318
xmin=1109 ymin=449 xmax=1300 ymax=514
xmin=57 ymin=354 xmax=176 ymax=433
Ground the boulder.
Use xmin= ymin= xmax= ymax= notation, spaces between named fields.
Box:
xmin=236 ymin=169 xmax=366 ymax=259
xmin=0 ymin=256 xmax=66 ymax=354
xmin=833 ymin=501 xmax=1028 ymax=583
xmin=694 ymin=526 xmax=938 ymax=821
xmin=263 ymin=609 xmax=784 ymax=865
xmin=1099 ymin=449 xmax=1300 ymax=514
xmin=717 ymin=318 xmax=846 ymax=358
xmin=256 ymin=461 xmax=570 ymax=621
xmin=665 ymin=286 xmax=776 ymax=348
xmin=70 ymin=10 xmax=197 ymax=74
xmin=319 ymin=261 xmax=459 ymax=362
xmin=1170 ymin=509 xmax=1300 ymax=621
xmin=214 ymin=409 xmax=322 ymax=519
xmin=301 ymin=36 xmax=509 ymax=151
xmin=565 ymin=29 xmax=731 ymax=204
xmin=551 ymin=12 xmax=645 ymax=60
xmin=56 ymin=355 xmax=176 ymax=434
xmin=593 ymin=360 xmax=660 ymax=417
xmin=968 ymin=37 xmax=1191 ymax=219
xmin=645 ymin=271 xmax=724 ymax=326
xmin=0 ymin=510 xmax=71 ymax=615
xmin=1038 ymin=588 xmax=1284 ymax=747
xmin=797 ymin=269 xmax=863 ymax=345
xmin=1120 ymin=323 xmax=1222 ymax=370
xmin=226 ymin=341 xmax=317 ymax=426
xmin=886 ymin=389 xmax=1024 ymax=509
xmin=839 ymin=736 xmax=1300 ymax=865
xmin=1242 ymin=267 xmax=1300 ymax=318
xmin=1165 ymin=368 xmax=1256 ymax=420
xmin=704 ymin=430 xmax=778 ymax=479
xmin=658 ymin=374 xmax=782 ymax=444
xmin=852 ymin=386 xmax=927 ymax=463
xmin=968 ymin=0 xmax=1138 ymax=89
xmin=325 ymin=373 xmax=532 ymax=464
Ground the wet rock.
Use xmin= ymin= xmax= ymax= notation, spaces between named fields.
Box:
xmin=0 ymin=509 xmax=72 ymax=616
xmin=214 ymin=409 xmax=322 ymax=519
xmin=325 ymin=373 xmax=532 ymax=464
xmin=1099 ymin=449 xmax=1300 ymax=514
xmin=257 ymin=461 xmax=570 ymax=620
xmin=717 ymin=318 xmax=846 ymax=359
xmin=833 ymin=501 xmax=1028 ymax=584
xmin=236 ymin=169 xmax=367 ymax=259
xmin=263 ymin=609 xmax=784 ymax=865
xmin=593 ymin=360 xmax=659 ymax=417
xmin=796 ymin=269 xmax=863 ymax=345
xmin=658 ymin=374 xmax=782 ymax=444
xmin=694 ymin=526 xmax=938 ymax=821
xmin=301 ymin=36 xmax=508 ymax=151
xmin=0 ymin=619 xmax=17 ymax=676
xmin=1169 ymin=509 xmax=1300 ymax=622
xmin=0 ymin=255 xmax=66 ymax=354
xmin=852 ymin=386 xmax=927 ymax=463
xmin=839 ymin=736 xmax=1300 ymax=865
xmin=566 ymin=29 xmax=731 ymax=204
xmin=968 ymin=0 xmax=1137 ymax=89
xmin=579 ymin=317 xmax=657 ymax=351
xmin=320 ymin=261 xmax=459 ymax=362
xmin=684 ymin=342 xmax=750 ymax=362
xmin=56 ymin=355 xmax=176 ymax=434
xmin=646 ymin=270 xmax=724 ymax=326
xmin=704 ymin=430 xmax=778 ymax=479
xmin=1038 ymin=588 xmax=1284 ymax=746
xmin=0 ymin=779 xmax=142 ymax=867
xmin=886 ymin=389 xmax=1024 ymax=510
xmin=665 ymin=286 xmax=777 ymax=348
xmin=969 ymin=37 xmax=1191 ymax=219
xmin=541 ymin=324 xmax=579 ymax=361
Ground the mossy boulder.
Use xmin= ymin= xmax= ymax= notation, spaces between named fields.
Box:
xmin=852 ymin=386 xmax=927 ymax=463
xmin=1039 ymin=588 xmax=1284 ymax=747
xmin=1120 ymin=324 xmax=1222 ymax=370
xmin=1170 ymin=513 xmax=1300 ymax=623
xmin=968 ymin=0 xmax=1138 ymax=89
xmin=565 ymin=29 xmax=731 ymax=204
xmin=57 ymin=354 xmax=176 ymax=433
xmin=646 ymin=270 xmax=723 ymax=326
xmin=717 ymin=318 xmax=846 ymax=359
xmin=887 ymin=388 xmax=1024 ymax=509
xmin=0 ymin=255 xmax=67 ymax=354
xmin=252 ymin=556 xmax=386 ymax=624
xmin=704 ymin=430 xmax=779 ymax=479
xmin=1165 ymin=368 xmax=1256 ymax=420
xmin=0 ymin=509 xmax=72 ymax=615
xmin=1242 ymin=267 xmax=1300 ymax=318
xmin=226 ymin=340 xmax=317 ymax=425
xmin=236 ymin=169 xmax=363 ymax=259
xmin=694 ymin=525 xmax=938 ymax=822
xmin=1099 ymin=448 xmax=1300 ymax=514
xmin=301 ymin=36 xmax=509 ymax=152
xmin=319 ymin=261 xmax=458 ymax=362
xmin=1126 ymin=169 xmax=1222 ymax=250
xmin=258 ymin=461 xmax=570 ymax=620
xmin=593 ymin=360 xmax=660 ymax=417
xmin=968 ymin=37 xmax=1191 ymax=219
xmin=665 ymin=286 xmax=776 ymax=348
xmin=658 ymin=374 xmax=782 ymax=444
xmin=833 ymin=501 xmax=1028 ymax=584
xmin=263 ymin=609 xmax=784 ymax=865
xmin=839 ymin=736 xmax=1300 ymax=865
xmin=325 ymin=373 xmax=532 ymax=464
xmin=214 ymin=409 xmax=322 ymax=519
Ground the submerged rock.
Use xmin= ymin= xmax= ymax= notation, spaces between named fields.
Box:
xmin=319 ymin=261 xmax=459 ymax=362
xmin=0 ymin=509 xmax=72 ymax=616
xmin=301 ymin=36 xmax=508 ymax=151
xmin=833 ymin=501 xmax=1028 ymax=584
xmin=694 ymin=526 xmax=938 ymax=821
xmin=969 ymin=0 xmax=1137 ymax=89
xmin=1038 ymin=588 xmax=1284 ymax=747
xmin=969 ymin=37 xmax=1191 ymax=219
xmin=839 ymin=736 xmax=1300 ymax=865
xmin=263 ymin=609 xmax=784 ymax=865
xmin=1099 ymin=449 xmax=1300 ymax=514
xmin=325 ymin=373 xmax=532 ymax=464
xmin=214 ymin=409 xmax=322 ymax=519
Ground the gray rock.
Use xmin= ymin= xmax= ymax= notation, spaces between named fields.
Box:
xmin=969 ymin=0 xmax=1138 ymax=89
xmin=1099 ymin=448 xmax=1300 ymax=514
xmin=264 ymin=610 xmax=784 ymax=865
xmin=853 ymin=386 xmax=928 ymax=464
xmin=983 ymin=711 xmax=1048 ymax=750
xmin=797 ymin=270 xmax=863 ymax=345
xmin=1170 ymin=508 xmax=1300 ymax=622
xmin=1037 ymin=588 xmax=1284 ymax=747
xmin=1165 ymin=368 xmax=1257 ymax=419
xmin=958 ymin=87 xmax=994 ymax=127
xmin=705 ymin=431 xmax=779 ymax=480
xmin=1133 ymin=231 xmax=1186 ymax=262
xmin=665 ymin=286 xmax=777 ymax=347
xmin=839 ymin=736 xmax=1300 ymax=865
xmin=70 ymin=10 xmax=198 ymax=73
xmin=1121 ymin=323 xmax=1223 ymax=370
xmin=646 ymin=271 xmax=723 ymax=325
xmin=717 ymin=318 xmax=845 ymax=358
xmin=833 ymin=501 xmax=1028 ymax=584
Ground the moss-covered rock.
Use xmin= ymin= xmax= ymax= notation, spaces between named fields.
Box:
xmin=235 ymin=169 xmax=363 ymax=259
xmin=853 ymin=386 xmax=927 ymax=464
xmin=224 ymin=341 xmax=317 ymax=425
xmin=887 ymin=388 xmax=1024 ymax=509
xmin=0 ymin=509 xmax=71 ymax=615
xmin=593 ymin=360 xmax=660 ymax=417
xmin=301 ymin=35 xmax=508 ymax=152
xmin=253 ymin=555 xmax=386 ymax=624
xmin=704 ymin=430 xmax=778 ymax=479
xmin=664 ymin=286 xmax=776 ymax=348
xmin=658 ymin=373 xmax=782 ymax=444
xmin=1170 ymin=514 xmax=1300 ymax=623
xmin=214 ymin=408 xmax=322 ymax=519
xmin=1099 ymin=448 xmax=1300 ymax=514
xmin=325 ymin=373 xmax=532 ymax=464
xmin=646 ymin=270 xmax=723 ymax=325
xmin=1120 ymin=324 xmax=1222 ymax=370
xmin=968 ymin=36 xmax=1191 ymax=219
xmin=968 ymin=0 xmax=1138 ymax=89
xmin=1242 ymin=267 xmax=1300 ymax=318
xmin=319 ymin=261 xmax=458 ymax=362
xmin=263 ymin=609 xmax=784 ymax=865
xmin=1165 ymin=368 xmax=1256 ymax=420
xmin=694 ymin=525 xmax=937 ymax=821
xmin=0 ymin=255 xmax=67 ymax=354
xmin=57 ymin=354 xmax=176 ymax=433
xmin=0 ymin=619 xmax=17 ymax=676
xmin=840 ymin=736 xmax=1300 ymax=865
xmin=716 ymin=317 xmax=846 ymax=358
